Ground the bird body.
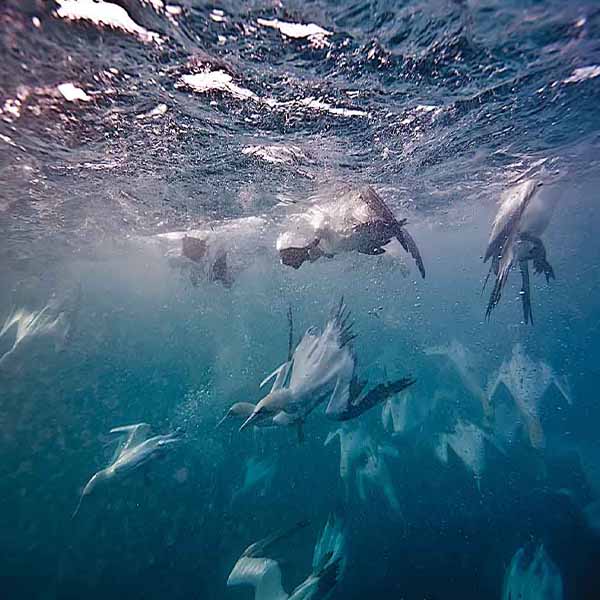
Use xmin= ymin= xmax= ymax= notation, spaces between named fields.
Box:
xmin=227 ymin=517 xmax=346 ymax=600
xmin=488 ymin=344 xmax=572 ymax=449
xmin=73 ymin=423 xmax=181 ymax=517
xmin=278 ymin=186 xmax=425 ymax=277
xmin=484 ymin=179 xmax=556 ymax=323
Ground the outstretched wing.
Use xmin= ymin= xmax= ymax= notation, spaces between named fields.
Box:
xmin=289 ymin=516 xmax=346 ymax=600
xmin=396 ymin=227 xmax=425 ymax=278
xmin=109 ymin=423 xmax=151 ymax=454
xmin=358 ymin=186 xmax=397 ymax=225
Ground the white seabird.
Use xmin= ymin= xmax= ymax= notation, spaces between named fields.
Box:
xmin=239 ymin=301 xmax=415 ymax=439
xmin=277 ymin=186 xmax=425 ymax=277
xmin=231 ymin=456 xmax=277 ymax=503
xmin=73 ymin=423 xmax=182 ymax=517
xmin=424 ymin=340 xmax=494 ymax=426
xmin=227 ymin=515 xmax=346 ymax=600
xmin=434 ymin=418 xmax=498 ymax=492
xmin=0 ymin=286 xmax=81 ymax=369
xmin=487 ymin=343 xmax=572 ymax=449
xmin=483 ymin=178 xmax=557 ymax=323
xmin=501 ymin=544 xmax=563 ymax=600
xmin=238 ymin=300 xmax=356 ymax=435
xmin=325 ymin=422 xmax=402 ymax=513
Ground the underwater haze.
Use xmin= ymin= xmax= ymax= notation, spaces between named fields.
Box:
xmin=1 ymin=1 xmax=600 ymax=599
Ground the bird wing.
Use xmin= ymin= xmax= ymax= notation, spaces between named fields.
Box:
xmin=484 ymin=180 xmax=538 ymax=263
xmin=109 ymin=423 xmax=152 ymax=453
xmin=260 ymin=361 xmax=293 ymax=392
xmin=227 ymin=556 xmax=288 ymax=600
xmin=395 ymin=227 xmax=425 ymax=278
xmin=358 ymin=186 xmax=397 ymax=224
xmin=551 ymin=374 xmax=573 ymax=405
xmin=486 ymin=368 xmax=507 ymax=402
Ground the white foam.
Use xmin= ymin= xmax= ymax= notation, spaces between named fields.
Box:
xmin=57 ymin=83 xmax=91 ymax=102
xmin=257 ymin=17 xmax=332 ymax=40
xmin=300 ymin=97 xmax=367 ymax=118
xmin=564 ymin=65 xmax=600 ymax=84
xmin=136 ymin=103 xmax=167 ymax=119
xmin=210 ymin=9 xmax=225 ymax=23
xmin=242 ymin=144 xmax=307 ymax=165
xmin=181 ymin=71 xmax=258 ymax=101
xmin=55 ymin=0 xmax=161 ymax=43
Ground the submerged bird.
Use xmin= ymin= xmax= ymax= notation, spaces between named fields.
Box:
xmin=326 ymin=422 xmax=402 ymax=514
xmin=73 ymin=423 xmax=182 ymax=517
xmin=502 ymin=544 xmax=563 ymax=600
xmin=232 ymin=456 xmax=277 ymax=503
xmin=434 ymin=418 xmax=499 ymax=492
xmin=277 ymin=186 xmax=425 ymax=277
xmin=487 ymin=343 xmax=572 ymax=450
xmin=238 ymin=300 xmax=415 ymax=439
xmin=483 ymin=179 xmax=556 ymax=323
xmin=0 ymin=287 xmax=81 ymax=369
xmin=238 ymin=300 xmax=356 ymax=435
xmin=424 ymin=340 xmax=494 ymax=427
xmin=227 ymin=515 xmax=346 ymax=600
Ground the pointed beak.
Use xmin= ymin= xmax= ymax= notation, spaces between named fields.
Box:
xmin=216 ymin=414 xmax=229 ymax=428
xmin=239 ymin=412 xmax=259 ymax=432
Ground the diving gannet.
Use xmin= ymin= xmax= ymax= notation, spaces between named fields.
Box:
xmin=239 ymin=301 xmax=416 ymax=437
xmin=487 ymin=343 xmax=572 ymax=449
xmin=502 ymin=544 xmax=563 ymax=600
xmin=227 ymin=515 xmax=346 ymax=600
xmin=73 ymin=423 xmax=182 ymax=517
xmin=424 ymin=340 xmax=494 ymax=426
xmin=238 ymin=299 xmax=356 ymax=433
xmin=231 ymin=456 xmax=277 ymax=503
xmin=325 ymin=422 xmax=401 ymax=513
xmin=483 ymin=179 xmax=556 ymax=323
xmin=434 ymin=418 xmax=498 ymax=492
xmin=278 ymin=186 xmax=425 ymax=277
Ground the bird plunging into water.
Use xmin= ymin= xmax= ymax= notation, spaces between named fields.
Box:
xmin=237 ymin=301 xmax=415 ymax=440
xmin=73 ymin=423 xmax=182 ymax=517
xmin=227 ymin=516 xmax=346 ymax=600
xmin=487 ymin=343 xmax=572 ymax=450
xmin=277 ymin=186 xmax=425 ymax=278
xmin=483 ymin=179 xmax=557 ymax=323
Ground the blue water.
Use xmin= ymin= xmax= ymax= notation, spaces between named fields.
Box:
xmin=1 ymin=1 xmax=600 ymax=598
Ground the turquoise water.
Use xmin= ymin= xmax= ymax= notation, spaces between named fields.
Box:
xmin=1 ymin=1 xmax=600 ymax=599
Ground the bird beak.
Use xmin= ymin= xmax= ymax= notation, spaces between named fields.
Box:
xmin=216 ymin=414 xmax=229 ymax=428
xmin=239 ymin=412 xmax=259 ymax=432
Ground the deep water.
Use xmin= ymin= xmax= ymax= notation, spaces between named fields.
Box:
xmin=1 ymin=1 xmax=600 ymax=599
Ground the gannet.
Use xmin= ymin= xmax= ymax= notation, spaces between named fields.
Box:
xmin=325 ymin=421 xmax=376 ymax=487
xmin=278 ymin=186 xmax=425 ymax=277
xmin=434 ymin=418 xmax=497 ymax=492
xmin=0 ymin=287 xmax=81 ymax=368
xmin=483 ymin=179 xmax=556 ymax=323
xmin=356 ymin=443 xmax=402 ymax=514
xmin=424 ymin=340 xmax=494 ymax=426
xmin=156 ymin=216 xmax=270 ymax=287
xmin=487 ymin=343 xmax=572 ymax=449
xmin=502 ymin=544 xmax=563 ymax=600
xmin=227 ymin=515 xmax=346 ymax=600
xmin=325 ymin=422 xmax=401 ymax=513
xmin=239 ymin=301 xmax=416 ymax=437
xmin=238 ymin=300 xmax=356 ymax=433
xmin=232 ymin=456 xmax=277 ymax=503
xmin=73 ymin=423 xmax=182 ymax=517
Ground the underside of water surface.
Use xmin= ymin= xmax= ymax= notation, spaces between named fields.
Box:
xmin=1 ymin=1 xmax=600 ymax=599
